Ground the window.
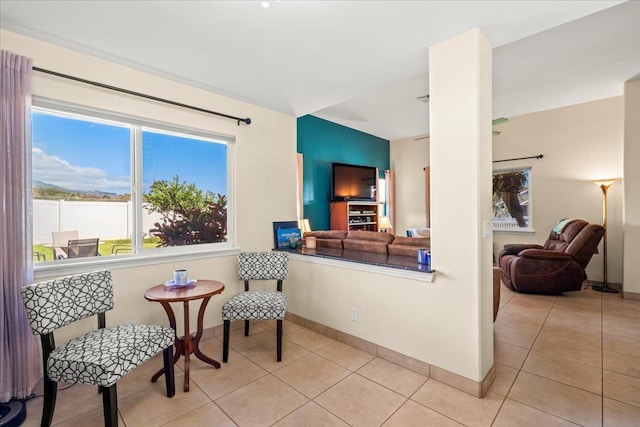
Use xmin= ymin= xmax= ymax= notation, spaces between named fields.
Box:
xmin=32 ymin=102 xmax=232 ymax=263
xmin=492 ymin=167 xmax=532 ymax=231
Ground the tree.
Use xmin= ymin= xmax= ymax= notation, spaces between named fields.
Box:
xmin=145 ymin=176 xmax=227 ymax=246
xmin=493 ymin=171 xmax=528 ymax=227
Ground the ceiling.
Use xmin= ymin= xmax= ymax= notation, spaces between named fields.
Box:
xmin=1 ymin=1 xmax=638 ymax=140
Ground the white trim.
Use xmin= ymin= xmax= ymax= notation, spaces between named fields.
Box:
xmin=493 ymin=229 xmax=536 ymax=235
xmin=34 ymin=246 xmax=240 ymax=280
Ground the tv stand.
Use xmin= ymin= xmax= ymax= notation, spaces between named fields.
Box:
xmin=330 ymin=201 xmax=379 ymax=232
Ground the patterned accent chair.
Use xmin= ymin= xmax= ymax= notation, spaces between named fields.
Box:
xmin=20 ymin=270 xmax=175 ymax=427
xmin=222 ymin=252 xmax=289 ymax=362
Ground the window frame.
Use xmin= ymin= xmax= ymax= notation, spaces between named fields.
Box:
xmin=492 ymin=166 xmax=534 ymax=234
xmin=32 ymin=97 xmax=237 ymax=276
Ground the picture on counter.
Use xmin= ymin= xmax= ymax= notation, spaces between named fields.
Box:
xmin=276 ymin=228 xmax=301 ymax=249
xmin=272 ymin=220 xmax=299 ymax=249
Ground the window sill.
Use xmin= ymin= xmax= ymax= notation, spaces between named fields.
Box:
xmin=493 ymin=228 xmax=536 ymax=235
xmin=34 ymin=246 xmax=240 ymax=280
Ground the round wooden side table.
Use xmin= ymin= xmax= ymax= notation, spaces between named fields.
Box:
xmin=144 ymin=280 xmax=225 ymax=392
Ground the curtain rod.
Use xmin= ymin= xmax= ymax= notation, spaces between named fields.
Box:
xmin=493 ymin=154 xmax=543 ymax=163
xmin=32 ymin=66 xmax=251 ymax=126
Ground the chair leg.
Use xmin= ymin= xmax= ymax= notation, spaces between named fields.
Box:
xmin=276 ymin=319 xmax=283 ymax=362
xmin=41 ymin=375 xmax=57 ymax=427
xmin=163 ymin=346 xmax=175 ymax=397
xmin=223 ymin=320 xmax=230 ymax=363
xmin=244 ymin=319 xmax=250 ymax=336
xmin=100 ymin=385 xmax=118 ymax=427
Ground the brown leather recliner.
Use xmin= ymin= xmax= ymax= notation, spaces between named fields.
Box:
xmin=498 ymin=219 xmax=604 ymax=294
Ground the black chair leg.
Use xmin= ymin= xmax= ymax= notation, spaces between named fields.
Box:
xmin=276 ymin=319 xmax=283 ymax=362
xmin=163 ymin=346 xmax=175 ymax=397
xmin=101 ymin=385 xmax=118 ymax=427
xmin=41 ymin=375 xmax=57 ymax=427
xmin=223 ymin=320 xmax=230 ymax=363
xmin=244 ymin=319 xmax=250 ymax=336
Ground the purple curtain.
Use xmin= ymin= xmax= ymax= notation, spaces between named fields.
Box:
xmin=0 ymin=50 xmax=41 ymax=402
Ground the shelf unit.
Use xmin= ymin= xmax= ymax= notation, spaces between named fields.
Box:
xmin=330 ymin=201 xmax=380 ymax=232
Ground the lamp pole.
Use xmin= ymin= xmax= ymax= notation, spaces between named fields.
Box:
xmin=591 ymin=179 xmax=620 ymax=293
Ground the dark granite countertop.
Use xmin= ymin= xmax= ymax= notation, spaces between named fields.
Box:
xmin=280 ymin=247 xmax=433 ymax=274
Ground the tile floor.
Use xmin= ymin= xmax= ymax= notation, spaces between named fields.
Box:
xmin=22 ymin=284 xmax=640 ymax=426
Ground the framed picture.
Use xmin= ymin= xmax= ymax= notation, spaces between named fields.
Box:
xmin=272 ymin=221 xmax=299 ymax=249
xmin=276 ymin=228 xmax=301 ymax=249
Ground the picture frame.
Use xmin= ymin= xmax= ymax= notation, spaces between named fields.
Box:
xmin=272 ymin=220 xmax=299 ymax=249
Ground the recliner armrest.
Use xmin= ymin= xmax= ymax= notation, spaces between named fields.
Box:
xmin=501 ymin=244 xmax=543 ymax=256
xmin=518 ymin=249 xmax=573 ymax=261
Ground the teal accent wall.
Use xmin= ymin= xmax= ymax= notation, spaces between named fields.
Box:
xmin=297 ymin=115 xmax=390 ymax=230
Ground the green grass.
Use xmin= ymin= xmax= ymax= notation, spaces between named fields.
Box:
xmin=33 ymin=237 xmax=161 ymax=262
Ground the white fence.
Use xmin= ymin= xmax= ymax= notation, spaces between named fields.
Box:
xmin=33 ymin=199 xmax=163 ymax=244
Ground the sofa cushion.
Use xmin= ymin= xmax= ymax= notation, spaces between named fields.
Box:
xmin=346 ymin=230 xmax=395 ymax=244
xmin=390 ymin=236 xmax=430 ymax=247
xmin=388 ymin=236 xmax=430 ymax=257
xmin=304 ymin=230 xmax=347 ymax=249
xmin=343 ymin=230 xmax=394 ymax=254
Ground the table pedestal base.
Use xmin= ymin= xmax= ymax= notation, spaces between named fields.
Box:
xmin=150 ymin=296 xmax=220 ymax=392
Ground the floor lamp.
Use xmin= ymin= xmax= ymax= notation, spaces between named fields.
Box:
xmin=591 ymin=178 xmax=620 ymax=293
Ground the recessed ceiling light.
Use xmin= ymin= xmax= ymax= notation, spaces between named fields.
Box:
xmin=260 ymin=1 xmax=271 ymax=8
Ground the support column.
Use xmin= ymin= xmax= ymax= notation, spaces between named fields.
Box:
xmin=429 ymin=28 xmax=493 ymax=382
xmin=623 ymin=78 xmax=640 ymax=299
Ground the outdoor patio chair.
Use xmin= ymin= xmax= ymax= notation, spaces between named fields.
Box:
xmin=66 ymin=238 xmax=100 ymax=258
xmin=51 ymin=230 xmax=78 ymax=259
xmin=20 ymin=270 xmax=175 ymax=427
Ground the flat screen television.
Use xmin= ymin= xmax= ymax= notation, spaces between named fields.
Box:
xmin=332 ymin=162 xmax=378 ymax=201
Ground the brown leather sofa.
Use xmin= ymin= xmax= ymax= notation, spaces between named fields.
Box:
xmin=498 ymin=219 xmax=604 ymax=294
xmin=303 ymin=230 xmax=430 ymax=256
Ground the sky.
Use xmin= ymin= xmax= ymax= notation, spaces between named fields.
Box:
xmin=32 ymin=111 xmax=227 ymax=195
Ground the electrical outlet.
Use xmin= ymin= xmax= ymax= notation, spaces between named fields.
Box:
xmin=351 ymin=307 xmax=358 ymax=322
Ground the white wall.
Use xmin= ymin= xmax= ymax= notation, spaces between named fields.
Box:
xmin=2 ymin=29 xmax=297 ymax=343
xmin=623 ymin=78 xmax=640 ymax=297
xmin=389 ymin=136 xmax=430 ymax=234
xmin=492 ymin=97 xmax=624 ymax=285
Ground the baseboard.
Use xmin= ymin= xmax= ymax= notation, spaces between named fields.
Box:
xmin=622 ymin=290 xmax=640 ymax=301
xmin=284 ymin=312 xmax=494 ymax=398
xmin=585 ymin=279 xmax=622 ymax=290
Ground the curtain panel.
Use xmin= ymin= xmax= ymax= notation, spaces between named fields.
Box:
xmin=0 ymin=50 xmax=41 ymax=402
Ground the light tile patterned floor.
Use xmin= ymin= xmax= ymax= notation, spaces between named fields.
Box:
xmin=22 ymin=285 xmax=640 ymax=426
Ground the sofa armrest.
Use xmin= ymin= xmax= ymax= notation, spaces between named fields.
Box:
xmin=518 ymin=249 xmax=572 ymax=261
xmin=501 ymin=244 xmax=543 ymax=256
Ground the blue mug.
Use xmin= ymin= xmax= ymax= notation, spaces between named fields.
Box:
xmin=417 ymin=249 xmax=431 ymax=265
